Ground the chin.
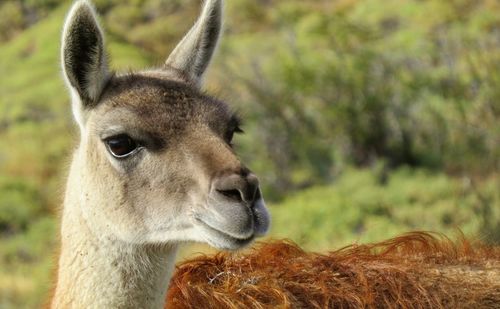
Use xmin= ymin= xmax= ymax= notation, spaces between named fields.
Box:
xmin=195 ymin=218 xmax=257 ymax=250
xmin=193 ymin=198 xmax=270 ymax=250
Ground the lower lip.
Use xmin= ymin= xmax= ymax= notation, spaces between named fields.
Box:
xmin=195 ymin=217 xmax=254 ymax=244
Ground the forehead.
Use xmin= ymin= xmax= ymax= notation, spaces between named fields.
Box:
xmin=92 ymin=74 xmax=233 ymax=135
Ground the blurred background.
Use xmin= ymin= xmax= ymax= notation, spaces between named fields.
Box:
xmin=0 ymin=0 xmax=499 ymax=307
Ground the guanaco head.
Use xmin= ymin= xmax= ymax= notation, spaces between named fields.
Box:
xmin=61 ymin=0 xmax=269 ymax=250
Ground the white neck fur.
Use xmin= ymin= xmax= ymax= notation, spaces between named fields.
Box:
xmin=52 ymin=154 xmax=177 ymax=309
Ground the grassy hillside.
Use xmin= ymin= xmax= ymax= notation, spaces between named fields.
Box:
xmin=270 ymin=167 xmax=500 ymax=251
xmin=0 ymin=0 xmax=499 ymax=308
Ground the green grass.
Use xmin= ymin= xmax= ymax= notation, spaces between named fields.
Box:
xmin=269 ymin=167 xmax=500 ymax=251
xmin=0 ymin=217 xmax=56 ymax=309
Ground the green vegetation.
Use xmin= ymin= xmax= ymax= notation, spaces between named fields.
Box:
xmin=0 ymin=0 xmax=498 ymax=307
xmin=270 ymin=167 xmax=500 ymax=251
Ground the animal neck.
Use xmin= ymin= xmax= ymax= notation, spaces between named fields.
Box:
xmin=52 ymin=155 xmax=177 ymax=309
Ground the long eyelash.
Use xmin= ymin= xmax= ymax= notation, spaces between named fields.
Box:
xmin=230 ymin=113 xmax=244 ymax=133
xmin=234 ymin=126 xmax=244 ymax=134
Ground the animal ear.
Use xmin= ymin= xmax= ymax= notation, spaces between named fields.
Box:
xmin=165 ymin=0 xmax=223 ymax=87
xmin=61 ymin=0 xmax=109 ymax=107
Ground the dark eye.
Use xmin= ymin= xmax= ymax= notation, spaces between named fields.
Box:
xmin=104 ymin=134 xmax=140 ymax=158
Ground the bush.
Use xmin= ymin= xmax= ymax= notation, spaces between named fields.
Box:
xmin=0 ymin=2 xmax=24 ymax=42
xmin=0 ymin=178 xmax=43 ymax=234
xmin=217 ymin=0 xmax=500 ymax=194
xmin=269 ymin=167 xmax=500 ymax=250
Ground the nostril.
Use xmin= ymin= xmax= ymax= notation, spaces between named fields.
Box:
xmin=250 ymin=183 xmax=259 ymax=202
xmin=252 ymin=187 xmax=261 ymax=203
xmin=217 ymin=189 xmax=243 ymax=202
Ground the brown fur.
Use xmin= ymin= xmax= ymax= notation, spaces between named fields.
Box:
xmin=97 ymin=75 xmax=236 ymax=153
xmin=166 ymin=232 xmax=500 ymax=308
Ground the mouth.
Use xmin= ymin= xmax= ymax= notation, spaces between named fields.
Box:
xmin=194 ymin=216 xmax=255 ymax=250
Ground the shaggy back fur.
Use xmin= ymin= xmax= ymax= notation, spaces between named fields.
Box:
xmin=167 ymin=232 xmax=500 ymax=308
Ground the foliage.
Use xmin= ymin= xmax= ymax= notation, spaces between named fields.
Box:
xmin=0 ymin=177 xmax=44 ymax=233
xmin=270 ymin=167 xmax=500 ymax=251
xmin=0 ymin=217 xmax=55 ymax=309
xmin=0 ymin=0 xmax=499 ymax=307
xmin=217 ymin=0 xmax=500 ymax=195
xmin=1 ymin=2 xmax=498 ymax=197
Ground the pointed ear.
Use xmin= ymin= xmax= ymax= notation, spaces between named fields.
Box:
xmin=61 ymin=0 xmax=109 ymax=107
xmin=165 ymin=0 xmax=223 ymax=87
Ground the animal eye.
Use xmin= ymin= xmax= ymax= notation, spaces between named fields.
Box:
xmin=104 ymin=134 xmax=139 ymax=158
